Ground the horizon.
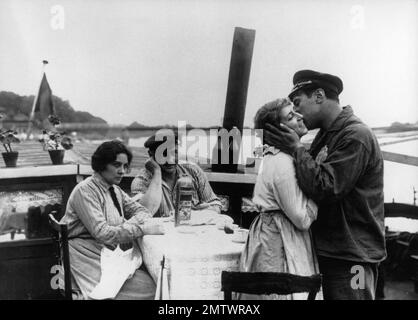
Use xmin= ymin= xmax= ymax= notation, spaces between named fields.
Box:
xmin=2 ymin=88 xmax=418 ymax=129
xmin=0 ymin=0 xmax=417 ymax=127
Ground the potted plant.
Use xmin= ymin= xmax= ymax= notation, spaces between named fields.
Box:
xmin=39 ymin=114 xmax=73 ymax=165
xmin=0 ymin=129 xmax=21 ymax=167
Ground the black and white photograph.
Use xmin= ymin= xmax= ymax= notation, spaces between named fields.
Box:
xmin=0 ymin=0 xmax=417 ymax=305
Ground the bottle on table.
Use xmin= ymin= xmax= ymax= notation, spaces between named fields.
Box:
xmin=174 ymin=174 xmax=194 ymax=227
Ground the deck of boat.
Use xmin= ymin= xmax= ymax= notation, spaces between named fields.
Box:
xmin=3 ymin=140 xmax=149 ymax=169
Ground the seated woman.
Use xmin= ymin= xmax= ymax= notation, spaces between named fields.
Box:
xmin=238 ymin=98 xmax=321 ymax=300
xmin=131 ymin=131 xmax=224 ymax=222
xmin=61 ymin=140 xmax=165 ymax=300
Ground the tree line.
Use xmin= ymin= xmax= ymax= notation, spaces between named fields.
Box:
xmin=0 ymin=91 xmax=107 ymax=127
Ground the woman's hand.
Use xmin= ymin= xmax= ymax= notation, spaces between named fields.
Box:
xmin=145 ymin=157 xmax=161 ymax=175
xmin=134 ymin=158 xmax=163 ymax=214
xmin=193 ymin=203 xmax=211 ymax=210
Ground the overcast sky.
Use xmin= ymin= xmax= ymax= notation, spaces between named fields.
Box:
xmin=0 ymin=0 xmax=417 ymax=127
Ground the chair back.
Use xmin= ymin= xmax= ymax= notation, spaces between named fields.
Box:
xmin=48 ymin=212 xmax=72 ymax=300
xmin=221 ymin=271 xmax=322 ymax=300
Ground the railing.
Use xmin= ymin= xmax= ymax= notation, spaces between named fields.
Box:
xmin=0 ymin=164 xmax=256 ymax=243
xmin=382 ymin=151 xmax=418 ymax=167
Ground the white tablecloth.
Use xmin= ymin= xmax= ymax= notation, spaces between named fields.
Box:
xmin=138 ymin=222 xmax=246 ymax=300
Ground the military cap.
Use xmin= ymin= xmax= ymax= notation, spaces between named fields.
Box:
xmin=288 ymin=70 xmax=343 ymax=100
xmin=144 ymin=129 xmax=179 ymax=150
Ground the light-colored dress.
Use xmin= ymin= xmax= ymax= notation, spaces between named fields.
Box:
xmin=61 ymin=173 xmax=156 ymax=300
xmin=238 ymin=147 xmax=321 ymax=300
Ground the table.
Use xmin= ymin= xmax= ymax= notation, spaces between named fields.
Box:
xmin=138 ymin=222 xmax=246 ymax=300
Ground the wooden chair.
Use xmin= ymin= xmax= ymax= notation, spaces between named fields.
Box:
xmin=48 ymin=213 xmax=72 ymax=300
xmin=221 ymin=271 xmax=322 ymax=300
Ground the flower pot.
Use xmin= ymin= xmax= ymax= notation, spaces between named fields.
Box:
xmin=48 ymin=149 xmax=65 ymax=165
xmin=2 ymin=151 xmax=18 ymax=167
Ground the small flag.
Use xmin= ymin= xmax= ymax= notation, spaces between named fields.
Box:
xmin=34 ymin=73 xmax=55 ymax=117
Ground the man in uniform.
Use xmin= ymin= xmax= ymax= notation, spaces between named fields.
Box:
xmin=264 ymin=70 xmax=386 ymax=300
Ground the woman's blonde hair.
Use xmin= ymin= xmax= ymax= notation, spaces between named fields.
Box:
xmin=254 ymin=98 xmax=291 ymax=142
